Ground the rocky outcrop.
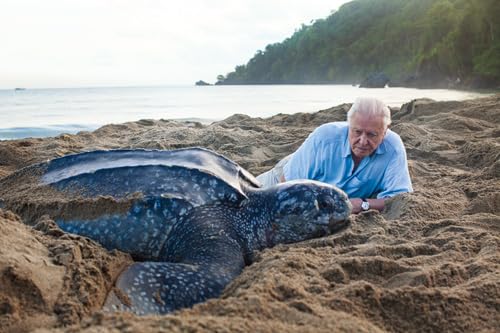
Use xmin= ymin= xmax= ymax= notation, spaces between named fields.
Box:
xmin=359 ymin=72 xmax=390 ymax=88
xmin=195 ymin=80 xmax=211 ymax=86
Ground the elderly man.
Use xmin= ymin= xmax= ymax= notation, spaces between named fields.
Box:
xmin=256 ymin=97 xmax=413 ymax=214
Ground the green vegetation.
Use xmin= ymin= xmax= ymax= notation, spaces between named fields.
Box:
xmin=217 ymin=0 xmax=500 ymax=88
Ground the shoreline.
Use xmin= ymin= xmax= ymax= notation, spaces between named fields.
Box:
xmin=0 ymin=87 xmax=496 ymax=141
xmin=3 ymin=82 xmax=498 ymax=92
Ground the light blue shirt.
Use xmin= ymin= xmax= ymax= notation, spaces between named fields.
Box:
xmin=283 ymin=122 xmax=413 ymax=199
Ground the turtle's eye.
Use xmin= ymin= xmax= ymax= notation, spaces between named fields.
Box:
xmin=278 ymin=201 xmax=302 ymax=215
xmin=291 ymin=205 xmax=302 ymax=215
xmin=316 ymin=196 xmax=334 ymax=210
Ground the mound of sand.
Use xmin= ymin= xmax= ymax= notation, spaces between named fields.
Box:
xmin=0 ymin=95 xmax=498 ymax=333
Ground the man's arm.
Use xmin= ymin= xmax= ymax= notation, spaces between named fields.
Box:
xmin=376 ymin=136 xmax=413 ymax=198
xmin=282 ymin=125 xmax=330 ymax=182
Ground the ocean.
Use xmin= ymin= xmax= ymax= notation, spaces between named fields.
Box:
xmin=0 ymin=85 xmax=491 ymax=140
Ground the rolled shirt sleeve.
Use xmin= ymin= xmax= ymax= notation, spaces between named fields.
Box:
xmin=283 ymin=123 xmax=346 ymax=181
xmin=375 ymin=141 xmax=413 ymax=198
xmin=284 ymin=129 xmax=320 ymax=180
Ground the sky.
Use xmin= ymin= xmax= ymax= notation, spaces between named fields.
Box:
xmin=1 ymin=0 xmax=351 ymax=89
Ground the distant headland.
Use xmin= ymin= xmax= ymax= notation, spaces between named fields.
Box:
xmin=213 ymin=0 xmax=500 ymax=90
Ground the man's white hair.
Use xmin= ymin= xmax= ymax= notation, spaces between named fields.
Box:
xmin=347 ymin=97 xmax=391 ymax=128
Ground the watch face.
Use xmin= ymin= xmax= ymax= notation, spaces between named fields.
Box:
xmin=361 ymin=201 xmax=370 ymax=211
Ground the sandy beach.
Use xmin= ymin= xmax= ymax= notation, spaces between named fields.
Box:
xmin=0 ymin=94 xmax=499 ymax=333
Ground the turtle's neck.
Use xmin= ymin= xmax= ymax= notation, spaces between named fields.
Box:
xmin=232 ymin=187 xmax=277 ymax=261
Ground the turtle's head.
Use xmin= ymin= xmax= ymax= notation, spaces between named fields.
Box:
xmin=267 ymin=180 xmax=351 ymax=245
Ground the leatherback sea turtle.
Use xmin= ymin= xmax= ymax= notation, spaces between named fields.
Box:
xmin=0 ymin=147 xmax=351 ymax=315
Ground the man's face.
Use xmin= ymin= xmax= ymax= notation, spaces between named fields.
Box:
xmin=348 ymin=113 xmax=387 ymax=160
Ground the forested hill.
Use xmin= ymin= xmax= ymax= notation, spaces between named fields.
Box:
xmin=216 ymin=0 xmax=500 ymax=89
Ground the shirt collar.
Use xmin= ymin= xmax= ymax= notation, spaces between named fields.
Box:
xmin=376 ymin=140 xmax=387 ymax=155
xmin=342 ymin=133 xmax=351 ymax=158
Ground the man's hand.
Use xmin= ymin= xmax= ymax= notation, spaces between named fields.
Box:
xmin=350 ymin=198 xmax=364 ymax=214
xmin=349 ymin=198 xmax=386 ymax=214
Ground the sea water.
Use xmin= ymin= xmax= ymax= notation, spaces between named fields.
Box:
xmin=0 ymin=85 xmax=491 ymax=140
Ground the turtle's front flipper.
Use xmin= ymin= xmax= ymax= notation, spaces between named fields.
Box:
xmin=104 ymin=215 xmax=246 ymax=315
xmin=103 ymin=261 xmax=240 ymax=315
xmin=56 ymin=196 xmax=192 ymax=260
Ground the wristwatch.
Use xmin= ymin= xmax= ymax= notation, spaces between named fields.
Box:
xmin=361 ymin=198 xmax=370 ymax=211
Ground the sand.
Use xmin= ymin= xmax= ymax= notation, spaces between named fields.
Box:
xmin=0 ymin=95 xmax=498 ymax=333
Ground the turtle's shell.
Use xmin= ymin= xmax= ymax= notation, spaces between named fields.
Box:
xmin=44 ymin=147 xmax=260 ymax=204
xmin=1 ymin=147 xmax=261 ymax=209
